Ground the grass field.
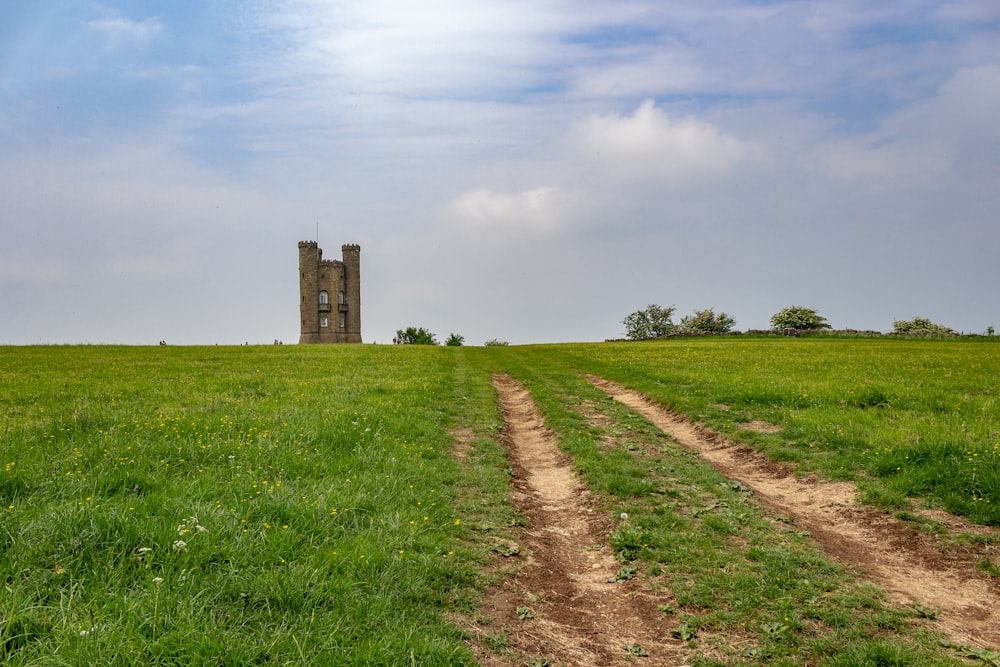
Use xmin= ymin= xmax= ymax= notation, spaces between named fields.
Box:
xmin=1 ymin=345 xmax=515 ymax=665
xmin=538 ymin=338 xmax=1000 ymax=525
xmin=2 ymin=339 xmax=998 ymax=665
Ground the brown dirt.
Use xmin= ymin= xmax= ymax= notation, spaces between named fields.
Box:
xmin=466 ymin=375 xmax=687 ymax=666
xmin=451 ymin=426 xmax=475 ymax=461
xmin=587 ymin=375 xmax=1000 ymax=652
xmin=739 ymin=420 xmax=782 ymax=434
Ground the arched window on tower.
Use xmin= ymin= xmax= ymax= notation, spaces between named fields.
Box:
xmin=319 ymin=291 xmax=329 ymax=305
xmin=338 ymin=291 xmax=345 ymax=305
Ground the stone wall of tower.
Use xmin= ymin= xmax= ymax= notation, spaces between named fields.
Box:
xmin=298 ymin=241 xmax=321 ymax=344
xmin=341 ymin=244 xmax=362 ymax=343
xmin=298 ymin=241 xmax=362 ymax=344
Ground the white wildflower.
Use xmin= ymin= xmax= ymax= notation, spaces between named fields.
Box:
xmin=152 ymin=577 xmax=164 ymax=585
xmin=172 ymin=540 xmax=187 ymax=551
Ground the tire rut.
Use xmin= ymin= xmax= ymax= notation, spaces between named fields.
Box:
xmin=588 ymin=375 xmax=1000 ymax=652
xmin=471 ymin=374 xmax=685 ymax=666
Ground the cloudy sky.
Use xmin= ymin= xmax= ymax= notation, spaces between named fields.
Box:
xmin=2 ymin=1 xmax=998 ymax=345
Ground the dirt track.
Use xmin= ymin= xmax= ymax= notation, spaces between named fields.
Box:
xmin=468 ymin=375 xmax=685 ymax=666
xmin=590 ymin=375 xmax=1000 ymax=652
xmin=469 ymin=374 xmax=1000 ymax=664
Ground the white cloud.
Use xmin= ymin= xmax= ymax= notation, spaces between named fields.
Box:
xmin=88 ymin=16 xmax=163 ymax=48
xmin=886 ymin=64 xmax=1000 ymax=167
xmin=444 ymin=186 xmax=575 ymax=240
xmin=935 ymin=1 xmax=1000 ymax=22
xmin=99 ymin=256 xmax=200 ymax=280
xmin=0 ymin=259 xmax=69 ymax=285
xmin=810 ymin=64 xmax=1000 ymax=184
xmin=566 ymin=99 xmax=760 ymax=184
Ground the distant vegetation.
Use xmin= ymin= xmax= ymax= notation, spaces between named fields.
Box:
xmin=622 ymin=304 xmax=677 ymax=340
xmin=769 ymin=305 xmax=831 ymax=331
xmin=679 ymin=308 xmax=736 ymax=335
xmin=893 ymin=316 xmax=956 ymax=337
xmin=395 ymin=326 xmax=438 ymax=345
xmin=620 ymin=303 xmax=987 ymax=339
xmin=622 ymin=304 xmax=736 ymax=340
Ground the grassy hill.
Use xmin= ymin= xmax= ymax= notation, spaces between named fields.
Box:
xmin=2 ymin=340 xmax=997 ymax=665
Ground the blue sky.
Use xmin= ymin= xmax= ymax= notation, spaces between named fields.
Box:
xmin=2 ymin=1 xmax=998 ymax=344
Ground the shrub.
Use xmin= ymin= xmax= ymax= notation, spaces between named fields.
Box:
xmin=445 ymin=333 xmax=465 ymax=347
xmin=623 ymin=304 xmax=676 ymax=340
xmin=892 ymin=317 xmax=956 ymax=337
xmin=395 ymin=327 xmax=438 ymax=345
xmin=679 ymin=309 xmax=736 ymax=334
xmin=484 ymin=338 xmax=509 ymax=346
xmin=770 ymin=306 xmax=831 ymax=331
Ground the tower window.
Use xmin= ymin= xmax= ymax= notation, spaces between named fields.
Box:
xmin=338 ymin=291 xmax=345 ymax=305
xmin=339 ymin=313 xmax=346 ymax=331
xmin=320 ymin=317 xmax=329 ymax=328
xmin=319 ymin=291 xmax=329 ymax=305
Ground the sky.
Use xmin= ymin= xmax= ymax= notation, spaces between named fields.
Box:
xmin=1 ymin=1 xmax=998 ymax=345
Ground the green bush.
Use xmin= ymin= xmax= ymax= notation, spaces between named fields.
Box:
xmin=395 ymin=327 xmax=438 ymax=345
xmin=679 ymin=309 xmax=736 ymax=334
xmin=892 ymin=317 xmax=955 ymax=337
xmin=623 ymin=304 xmax=676 ymax=340
xmin=770 ymin=306 xmax=831 ymax=331
xmin=445 ymin=333 xmax=465 ymax=346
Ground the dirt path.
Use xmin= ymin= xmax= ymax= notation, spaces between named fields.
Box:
xmin=588 ymin=375 xmax=1000 ymax=652
xmin=469 ymin=375 xmax=685 ymax=666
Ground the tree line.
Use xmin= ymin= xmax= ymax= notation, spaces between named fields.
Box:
xmin=393 ymin=306 xmax=991 ymax=346
xmin=621 ymin=304 xmax=989 ymax=340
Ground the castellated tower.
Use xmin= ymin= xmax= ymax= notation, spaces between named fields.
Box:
xmin=298 ymin=242 xmax=362 ymax=344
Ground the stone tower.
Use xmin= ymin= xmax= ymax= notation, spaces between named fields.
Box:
xmin=298 ymin=241 xmax=362 ymax=344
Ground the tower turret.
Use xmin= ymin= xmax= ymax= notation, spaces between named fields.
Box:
xmin=341 ymin=244 xmax=362 ymax=343
xmin=298 ymin=241 xmax=321 ymax=344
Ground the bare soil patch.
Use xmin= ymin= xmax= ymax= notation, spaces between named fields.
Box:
xmin=451 ymin=426 xmax=475 ymax=461
xmin=588 ymin=375 xmax=1000 ymax=652
xmin=467 ymin=375 xmax=685 ymax=666
xmin=739 ymin=420 xmax=782 ymax=434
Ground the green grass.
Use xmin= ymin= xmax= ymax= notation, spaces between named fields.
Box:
xmin=529 ymin=338 xmax=1000 ymax=524
xmin=0 ymin=345 xmax=515 ymax=665
xmin=2 ymin=339 xmax=997 ymax=665
xmin=478 ymin=346 xmax=975 ymax=665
